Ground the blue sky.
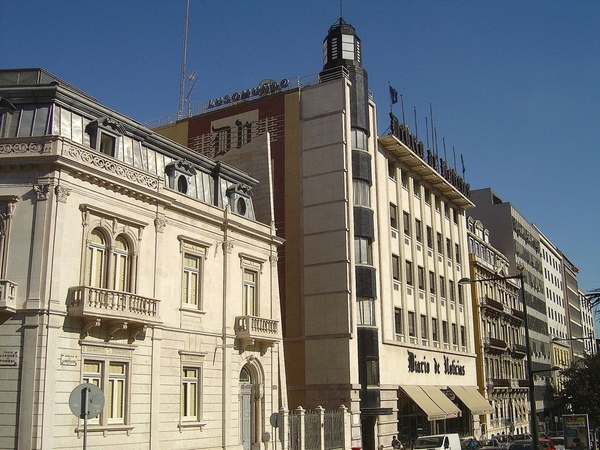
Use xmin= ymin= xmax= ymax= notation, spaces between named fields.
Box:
xmin=2 ymin=1 xmax=599 ymax=298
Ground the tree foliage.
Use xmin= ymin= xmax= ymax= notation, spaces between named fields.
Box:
xmin=587 ymin=288 xmax=600 ymax=309
xmin=556 ymin=353 xmax=600 ymax=428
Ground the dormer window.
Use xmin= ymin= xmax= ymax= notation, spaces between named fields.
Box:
xmin=86 ymin=116 xmax=125 ymax=157
xmin=165 ymin=159 xmax=196 ymax=195
xmin=226 ymin=183 xmax=253 ymax=218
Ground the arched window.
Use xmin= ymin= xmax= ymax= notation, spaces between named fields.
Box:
xmin=87 ymin=229 xmax=107 ymax=287
xmin=113 ymin=235 xmax=130 ymax=291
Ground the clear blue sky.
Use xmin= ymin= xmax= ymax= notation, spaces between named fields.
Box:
xmin=2 ymin=1 xmax=599 ymax=296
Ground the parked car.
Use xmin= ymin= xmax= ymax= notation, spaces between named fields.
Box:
xmin=540 ymin=439 xmax=557 ymax=450
xmin=497 ymin=435 xmax=514 ymax=449
xmin=514 ymin=435 xmax=532 ymax=441
xmin=479 ymin=439 xmax=503 ymax=450
xmin=550 ymin=437 xmax=565 ymax=450
xmin=508 ymin=440 xmax=533 ymax=450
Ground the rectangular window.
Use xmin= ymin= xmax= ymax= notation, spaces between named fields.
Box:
xmin=424 ymin=187 xmax=431 ymax=205
xmin=392 ymin=255 xmax=400 ymax=281
xmin=449 ymin=280 xmax=455 ymax=302
xmin=390 ymin=203 xmax=398 ymax=229
xmin=461 ymin=325 xmax=466 ymax=348
xmin=353 ymin=180 xmax=371 ymax=207
xmin=432 ymin=318 xmax=439 ymax=342
xmin=446 ymin=238 xmax=452 ymax=259
xmin=83 ymin=359 xmax=129 ymax=426
xmin=183 ymin=253 xmax=201 ymax=307
xmin=415 ymin=219 xmax=422 ymax=243
xmin=408 ymin=311 xmax=416 ymax=337
xmin=429 ymin=271 xmax=436 ymax=294
xmin=243 ymin=269 xmax=258 ymax=316
xmin=357 ymin=297 xmax=375 ymax=326
xmin=442 ymin=321 xmax=449 ymax=343
xmin=437 ymin=232 xmax=444 ymax=256
xmin=405 ymin=260 xmax=413 ymax=286
xmin=413 ymin=179 xmax=420 ymax=198
xmin=452 ymin=323 xmax=458 ymax=345
xmin=401 ymin=171 xmax=408 ymax=188
xmin=355 ymin=237 xmax=372 ymax=265
xmin=403 ymin=211 xmax=410 ymax=235
xmin=458 ymin=283 xmax=464 ymax=305
xmin=182 ymin=367 xmax=199 ymax=420
xmin=388 ymin=160 xmax=396 ymax=180
xmin=108 ymin=362 xmax=126 ymax=423
xmin=455 ymin=243 xmax=461 ymax=262
xmin=418 ymin=266 xmax=425 ymax=290
xmin=426 ymin=226 xmax=433 ymax=249
xmin=394 ymin=308 xmax=404 ymax=335
xmin=366 ymin=359 xmax=380 ymax=386
xmin=439 ymin=276 xmax=446 ymax=298
xmin=420 ymin=314 xmax=428 ymax=340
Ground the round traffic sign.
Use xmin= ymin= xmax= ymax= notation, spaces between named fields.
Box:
xmin=69 ymin=383 xmax=105 ymax=419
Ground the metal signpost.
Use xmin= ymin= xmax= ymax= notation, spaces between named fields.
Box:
xmin=69 ymin=383 xmax=105 ymax=450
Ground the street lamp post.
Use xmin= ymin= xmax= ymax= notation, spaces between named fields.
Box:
xmin=459 ymin=273 xmax=540 ymax=450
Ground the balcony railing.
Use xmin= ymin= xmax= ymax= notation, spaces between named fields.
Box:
xmin=0 ymin=279 xmax=18 ymax=313
xmin=483 ymin=336 xmax=507 ymax=352
xmin=511 ymin=343 xmax=527 ymax=357
xmin=68 ymin=286 xmax=161 ymax=341
xmin=491 ymin=378 xmax=510 ymax=388
xmin=482 ymin=296 xmax=504 ymax=312
xmin=234 ymin=315 xmax=280 ymax=355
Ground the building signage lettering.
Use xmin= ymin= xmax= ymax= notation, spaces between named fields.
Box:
xmin=0 ymin=350 xmax=18 ymax=367
xmin=60 ymin=354 xmax=78 ymax=367
xmin=407 ymin=350 xmax=465 ymax=376
xmin=207 ymin=78 xmax=290 ymax=109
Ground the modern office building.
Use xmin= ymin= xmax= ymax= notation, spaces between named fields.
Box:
xmin=468 ymin=188 xmax=553 ymax=430
xmin=0 ymin=68 xmax=285 ymax=450
xmin=465 ymin=217 xmax=529 ymax=438
xmin=156 ymin=17 xmax=491 ymax=449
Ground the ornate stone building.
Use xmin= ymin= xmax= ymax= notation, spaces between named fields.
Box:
xmin=465 ymin=217 xmax=529 ymax=438
xmin=0 ymin=68 xmax=285 ymax=450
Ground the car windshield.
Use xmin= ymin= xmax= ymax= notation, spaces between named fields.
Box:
xmin=415 ymin=437 xmax=445 ymax=449
xmin=511 ymin=443 xmax=532 ymax=450
xmin=480 ymin=441 xmax=496 ymax=447
xmin=552 ymin=439 xmax=564 ymax=445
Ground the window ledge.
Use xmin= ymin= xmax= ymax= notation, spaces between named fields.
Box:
xmin=178 ymin=421 xmax=207 ymax=432
xmin=76 ymin=424 xmax=134 ymax=437
xmin=180 ymin=307 xmax=206 ymax=315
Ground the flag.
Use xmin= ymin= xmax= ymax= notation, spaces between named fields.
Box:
xmin=389 ymin=85 xmax=398 ymax=105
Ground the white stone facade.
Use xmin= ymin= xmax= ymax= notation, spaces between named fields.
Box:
xmin=0 ymin=69 xmax=285 ymax=450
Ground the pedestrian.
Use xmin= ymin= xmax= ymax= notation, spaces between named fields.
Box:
xmin=392 ymin=436 xmax=401 ymax=449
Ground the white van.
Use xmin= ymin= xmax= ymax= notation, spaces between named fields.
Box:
xmin=414 ymin=434 xmax=462 ymax=450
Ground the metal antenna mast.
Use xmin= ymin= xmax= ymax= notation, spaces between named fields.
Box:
xmin=178 ymin=0 xmax=190 ymax=120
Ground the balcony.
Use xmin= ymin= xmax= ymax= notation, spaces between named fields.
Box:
xmin=68 ymin=286 xmax=162 ymax=342
xmin=482 ymin=296 xmax=504 ymax=313
xmin=234 ymin=315 xmax=280 ymax=355
xmin=0 ymin=279 xmax=18 ymax=313
xmin=483 ymin=336 xmax=507 ymax=353
xmin=511 ymin=308 xmax=526 ymax=322
xmin=491 ymin=378 xmax=510 ymax=388
xmin=511 ymin=343 xmax=527 ymax=358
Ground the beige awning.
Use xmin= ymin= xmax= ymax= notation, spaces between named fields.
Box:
xmin=449 ymin=386 xmax=492 ymax=415
xmin=401 ymin=386 xmax=460 ymax=421
xmin=421 ymin=386 xmax=461 ymax=419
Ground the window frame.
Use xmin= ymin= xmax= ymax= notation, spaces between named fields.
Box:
xmin=81 ymin=357 xmax=131 ymax=429
xmin=390 ymin=203 xmax=398 ymax=229
xmin=357 ymin=297 xmax=376 ymax=326
xmin=178 ymin=350 xmax=207 ymax=430
xmin=178 ymin=236 xmax=210 ymax=312
xmin=394 ymin=307 xmax=404 ymax=335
